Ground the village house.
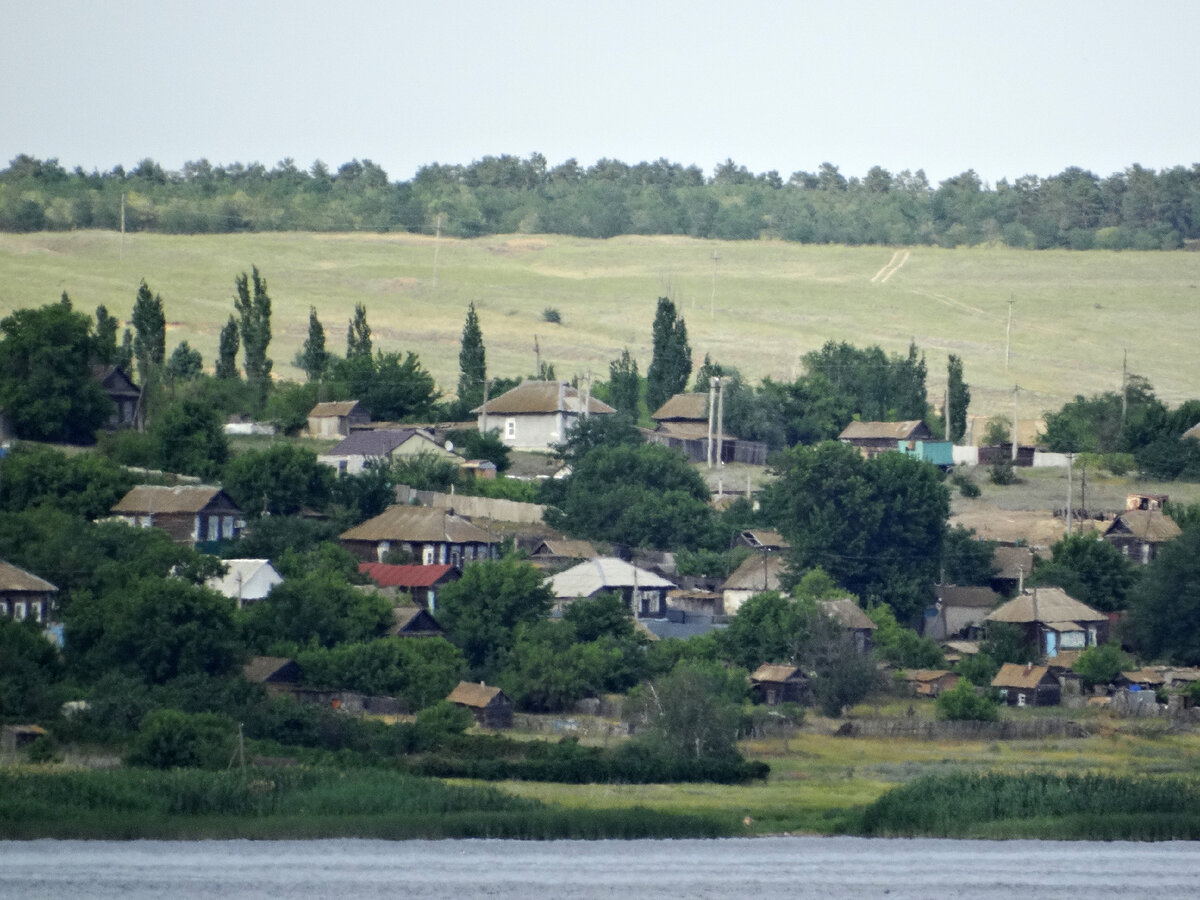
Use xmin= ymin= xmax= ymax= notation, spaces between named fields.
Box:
xmin=984 ymin=587 xmax=1108 ymax=660
xmin=528 ymin=538 xmax=599 ymax=570
xmin=471 ymin=380 xmax=615 ymax=452
xmin=205 ymin=558 xmax=282 ymax=608
xmin=750 ymin=664 xmax=808 ymax=705
xmin=317 ymin=428 xmax=458 ymax=475
xmin=110 ymin=485 xmax=244 ymax=546
xmin=306 ymin=400 xmax=369 ymax=438
xmin=242 ymin=656 xmax=302 ymax=697
xmin=1103 ymin=509 xmax=1181 ymax=564
xmin=387 ymin=605 xmax=446 ymax=638
xmin=645 ymin=392 xmax=769 ymax=466
xmin=0 ymin=560 xmax=57 ymax=623
xmin=992 ymin=662 xmax=1061 ymax=707
xmin=903 ymin=669 xmax=960 ymax=698
xmin=923 ymin=584 xmax=1000 ymax=641
xmin=545 ymin=556 xmax=675 ymax=619
xmin=92 ymin=364 xmax=140 ymax=429
xmin=340 ymin=506 xmax=499 ymax=567
xmin=991 ymin=545 xmax=1036 ymax=596
xmin=358 ymin=562 xmax=460 ymax=611
xmin=720 ymin=553 xmax=784 ymax=615
xmin=737 ymin=530 xmax=790 ymax=553
xmin=819 ymin=597 xmax=878 ymax=653
xmin=838 ymin=420 xmax=933 ymax=459
xmin=447 ymin=681 xmax=514 ymax=729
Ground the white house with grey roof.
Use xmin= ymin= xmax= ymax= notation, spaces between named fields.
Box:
xmin=471 ymin=381 xmax=615 ymax=452
xmin=318 ymin=428 xmax=459 ymax=475
xmin=545 ymin=557 xmax=675 ymax=619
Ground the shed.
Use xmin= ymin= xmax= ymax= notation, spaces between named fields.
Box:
xmin=721 ymin=553 xmax=785 ymax=615
xmin=904 ymin=669 xmax=960 ymax=698
xmin=447 ymin=681 xmax=513 ymax=729
xmin=1 ymin=724 xmax=47 ymax=753
xmin=750 ymin=664 xmax=808 ymax=705
xmin=1103 ymin=510 xmax=1181 ymax=565
xmin=992 ymin=662 xmax=1061 ymax=706
xmin=242 ymin=657 xmax=301 ymax=696
xmin=306 ymin=400 xmax=369 ymax=438
xmin=818 ymin=597 xmax=877 ymax=653
xmin=991 ymin=545 xmax=1035 ymax=595
xmin=388 ymin=605 xmax=445 ymax=638
xmin=924 ymin=584 xmax=1000 ymax=641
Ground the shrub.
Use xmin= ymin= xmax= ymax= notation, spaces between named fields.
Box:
xmin=951 ymin=473 xmax=981 ymax=498
xmin=126 ymin=709 xmax=237 ymax=769
xmin=989 ymin=460 xmax=1017 ymax=485
xmin=542 ymin=307 xmax=562 ymax=324
xmin=935 ymin=678 xmax=999 ymax=721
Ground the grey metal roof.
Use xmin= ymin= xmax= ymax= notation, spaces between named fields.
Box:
xmin=546 ymin=557 xmax=675 ymax=599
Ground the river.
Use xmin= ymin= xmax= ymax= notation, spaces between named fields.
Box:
xmin=2 ymin=837 xmax=1197 ymax=899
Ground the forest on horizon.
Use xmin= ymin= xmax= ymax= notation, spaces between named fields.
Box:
xmin=2 ymin=153 xmax=1199 ymax=251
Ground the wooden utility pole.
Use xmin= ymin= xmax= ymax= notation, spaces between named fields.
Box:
xmin=432 ymin=212 xmax=445 ymax=288
xmin=480 ymin=377 xmax=490 ymax=434
xmin=534 ymin=335 xmax=541 ymax=378
xmin=1120 ymin=348 xmax=1128 ymax=431
xmin=706 ymin=376 xmax=717 ymax=468
xmin=716 ymin=376 xmax=726 ymax=465
xmin=1005 ymin=297 xmax=1014 ymax=369
xmin=1066 ymin=453 xmax=1074 ymax=536
xmin=120 ymin=192 xmax=126 ymax=261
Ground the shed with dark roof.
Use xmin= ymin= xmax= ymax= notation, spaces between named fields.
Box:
xmin=447 ymin=681 xmax=513 ymax=728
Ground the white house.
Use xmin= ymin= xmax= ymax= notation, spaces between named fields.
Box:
xmin=318 ymin=428 xmax=459 ymax=475
xmin=205 ymin=559 xmax=283 ymax=609
xmin=545 ymin=557 xmax=675 ymax=619
xmin=471 ymin=381 xmax=614 ymax=452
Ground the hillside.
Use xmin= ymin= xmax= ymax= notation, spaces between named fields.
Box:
xmin=1 ymin=231 xmax=1196 ymax=419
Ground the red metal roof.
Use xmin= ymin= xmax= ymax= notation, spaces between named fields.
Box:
xmin=359 ymin=562 xmax=456 ymax=588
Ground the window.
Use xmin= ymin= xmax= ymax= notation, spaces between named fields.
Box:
xmin=505 ymin=418 xmax=516 ymax=439
xmin=14 ymin=602 xmax=26 ymax=621
xmin=1017 ymin=693 xmax=1026 ymax=707
xmin=422 ymin=546 xmax=435 ymax=565
xmin=223 ymin=516 xmax=235 ymax=539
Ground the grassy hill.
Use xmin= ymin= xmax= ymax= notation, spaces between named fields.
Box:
xmin=1 ymin=230 xmax=1196 ymax=419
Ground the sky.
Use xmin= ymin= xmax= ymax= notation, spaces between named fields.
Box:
xmin=3 ymin=0 xmax=1197 ymax=186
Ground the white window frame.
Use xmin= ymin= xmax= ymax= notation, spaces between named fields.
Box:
xmin=505 ymin=418 xmax=516 ymax=439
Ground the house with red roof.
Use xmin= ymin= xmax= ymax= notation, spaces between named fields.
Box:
xmin=358 ymin=562 xmax=460 ymax=611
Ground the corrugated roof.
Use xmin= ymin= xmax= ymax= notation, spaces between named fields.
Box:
xmin=751 ymin=663 xmax=802 ymax=682
xmin=546 ymin=557 xmax=675 ymax=599
xmin=447 ymin=681 xmax=506 ymax=708
xmin=0 ymin=560 xmax=57 ymax=594
xmin=992 ymin=546 xmax=1035 ymax=580
xmin=532 ymin=539 xmax=598 ymax=559
xmin=1106 ymin=510 xmax=1182 ymax=543
xmin=309 ymin=401 xmax=363 ymax=417
xmin=112 ymin=485 xmax=234 ymax=515
xmin=819 ymin=598 xmax=877 ymax=630
xmin=652 ymin=393 xmax=710 ymax=422
xmin=324 ymin=428 xmax=442 ymax=458
xmin=992 ymin=662 xmax=1053 ymax=690
xmin=839 ymin=420 xmax=929 ymax=441
xmin=359 ymin=562 xmax=457 ymax=588
xmin=985 ymin=588 xmax=1106 ymax=625
xmin=472 ymin=381 xmax=615 ymax=416
xmin=340 ymin=506 xmax=497 ymax=544
xmin=934 ymin=585 xmax=1000 ymax=608
xmin=721 ymin=554 xmax=784 ymax=592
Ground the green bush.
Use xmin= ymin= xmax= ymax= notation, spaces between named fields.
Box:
xmin=951 ymin=473 xmax=981 ymax=498
xmin=126 ymin=709 xmax=237 ymax=769
xmin=935 ymin=678 xmax=999 ymax=721
xmin=989 ymin=460 xmax=1017 ymax=485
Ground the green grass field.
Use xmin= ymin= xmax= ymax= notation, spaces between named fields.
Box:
xmin=1 ymin=231 xmax=1197 ymax=418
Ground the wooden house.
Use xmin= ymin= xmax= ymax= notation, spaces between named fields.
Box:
xmin=0 ymin=560 xmax=57 ymax=623
xmin=447 ymin=681 xmax=513 ymax=728
xmin=528 ymin=539 xmax=599 ymax=569
xmin=111 ymin=485 xmax=245 ymax=546
xmin=924 ymin=584 xmax=1000 ymax=641
xmin=646 ymin=392 xmax=768 ymax=465
xmin=306 ymin=400 xmax=369 ymax=438
xmin=318 ymin=427 xmax=458 ymax=475
xmin=818 ymin=597 xmax=878 ymax=653
xmin=545 ymin=557 xmax=675 ymax=619
xmin=720 ymin=553 xmax=785 ymax=615
xmin=991 ymin=545 xmax=1035 ymax=595
xmin=1103 ymin=510 xmax=1181 ymax=565
xmin=242 ymin=657 xmax=301 ymax=697
xmin=904 ymin=669 xmax=960 ymax=698
xmin=750 ymin=664 xmax=808 ymax=705
xmin=992 ymin=662 xmax=1061 ymax=707
xmin=985 ymin=588 xmax=1108 ymax=659
xmin=471 ymin=380 xmax=614 ymax=452
xmin=92 ymin=364 xmax=140 ymax=429
xmin=838 ymin=420 xmax=932 ymax=459
xmin=388 ymin=605 xmax=445 ymax=638
xmin=358 ymin=562 xmax=460 ymax=611
xmin=340 ymin=506 xmax=499 ymax=566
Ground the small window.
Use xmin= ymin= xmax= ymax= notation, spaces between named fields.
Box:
xmin=422 ymin=546 xmax=435 ymax=565
xmin=505 ymin=418 xmax=516 ymax=439
xmin=1017 ymin=693 xmax=1026 ymax=707
xmin=14 ymin=602 xmax=26 ymax=621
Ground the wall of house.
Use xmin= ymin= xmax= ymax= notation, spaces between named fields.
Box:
xmin=482 ymin=411 xmax=572 ymax=451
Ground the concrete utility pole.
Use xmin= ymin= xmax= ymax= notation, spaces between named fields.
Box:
xmin=1005 ymin=296 xmax=1015 ymax=369
xmin=710 ymin=251 xmax=721 ymax=319
xmin=944 ymin=388 xmax=951 ymax=441
xmin=707 ymin=376 xmax=718 ymax=468
xmin=480 ymin=378 xmax=490 ymax=434
xmin=1011 ymin=385 xmax=1020 ymax=461
xmin=716 ymin=376 xmax=726 ymax=465
xmin=432 ymin=212 xmax=445 ymax=289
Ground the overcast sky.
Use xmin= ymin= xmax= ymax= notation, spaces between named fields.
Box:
xmin=3 ymin=1 xmax=1196 ymax=186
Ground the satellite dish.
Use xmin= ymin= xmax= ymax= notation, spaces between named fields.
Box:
xmin=444 ymin=440 xmax=454 ymax=452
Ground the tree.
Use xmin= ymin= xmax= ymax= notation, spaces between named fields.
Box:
xmin=131 ymin=280 xmax=166 ymax=385
xmin=0 ymin=617 xmax=63 ymax=719
xmin=216 ymin=315 xmax=240 ymax=379
xmin=941 ymin=525 xmax=997 ymax=586
xmin=117 ymin=328 xmax=134 ymax=374
xmin=346 ymin=303 xmax=372 ymax=359
xmin=0 ymin=301 xmax=113 ymax=442
xmin=646 ymin=297 xmax=692 ymax=412
xmin=936 ymin=677 xmax=999 ymax=721
xmin=221 ymin=444 xmax=333 ymax=517
xmin=94 ymin=305 xmax=119 ymax=365
xmin=234 ymin=266 xmax=272 ymax=405
xmin=165 ymin=341 xmax=203 ymax=384
xmin=628 ymin=660 xmax=746 ymax=760
xmin=436 ymin=557 xmax=553 ymax=673
xmin=457 ymin=302 xmax=486 ymax=410
xmin=608 ymin=348 xmax=641 ymax=419
xmin=1127 ymin=525 xmax=1200 ymax=664
xmin=762 ymin=441 xmax=950 ymax=620
xmin=297 ymin=637 xmax=466 ymax=710
xmin=126 ymin=709 xmax=236 ymax=770
xmin=983 ymin=415 xmax=1012 ymax=446
xmin=946 ymin=354 xmax=970 ymax=442
xmin=241 ymin=570 xmax=391 ymax=650
xmin=0 ymin=444 xmax=132 ymax=520
xmin=1072 ymin=642 xmax=1130 ymax=690
xmin=149 ymin=397 xmax=229 ymax=479
xmin=1030 ymin=533 xmax=1138 ymax=612
xmin=869 ymin=604 xmax=945 ymax=668
xmin=299 ymin=307 xmax=328 ymax=382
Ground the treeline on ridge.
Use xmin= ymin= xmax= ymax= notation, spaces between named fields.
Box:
xmin=2 ymin=153 xmax=1198 ymax=250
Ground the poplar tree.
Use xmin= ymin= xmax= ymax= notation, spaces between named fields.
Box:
xmin=608 ymin=348 xmax=640 ymax=419
xmin=94 ymin=305 xmax=119 ymax=366
xmin=346 ymin=304 xmax=372 ymax=359
xmin=234 ymin=266 xmax=272 ymax=404
xmin=646 ymin=296 xmax=691 ymax=412
xmin=300 ymin=307 xmax=328 ymax=382
xmin=216 ymin=316 xmax=240 ymax=379
xmin=457 ymin=302 xmax=486 ymax=409
xmin=130 ymin=280 xmax=166 ymax=385
xmin=947 ymin=354 xmax=970 ymax=443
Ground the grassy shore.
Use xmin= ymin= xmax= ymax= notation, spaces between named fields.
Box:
xmin=2 ymin=231 xmax=1197 ymax=418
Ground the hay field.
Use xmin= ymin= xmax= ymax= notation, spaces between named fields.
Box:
xmin=1 ymin=230 xmax=1197 ymax=417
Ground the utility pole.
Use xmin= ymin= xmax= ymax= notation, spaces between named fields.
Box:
xmin=1011 ymin=385 xmax=1020 ymax=461
xmin=534 ymin=335 xmax=541 ymax=378
xmin=716 ymin=376 xmax=726 ymax=465
xmin=707 ymin=376 xmax=717 ymax=468
xmin=432 ymin=212 xmax=445 ymax=289
xmin=1120 ymin=348 xmax=1128 ymax=431
xmin=120 ymin=193 xmax=126 ymax=261
xmin=1005 ymin=296 xmax=1014 ymax=369
xmin=1066 ymin=453 xmax=1074 ymax=536
xmin=710 ymin=251 xmax=721 ymax=319
xmin=943 ymin=388 xmax=951 ymax=441
xmin=582 ymin=369 xmax=592 ymax=418
xmin=480 ymin=377 xmax=490 ymax=434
